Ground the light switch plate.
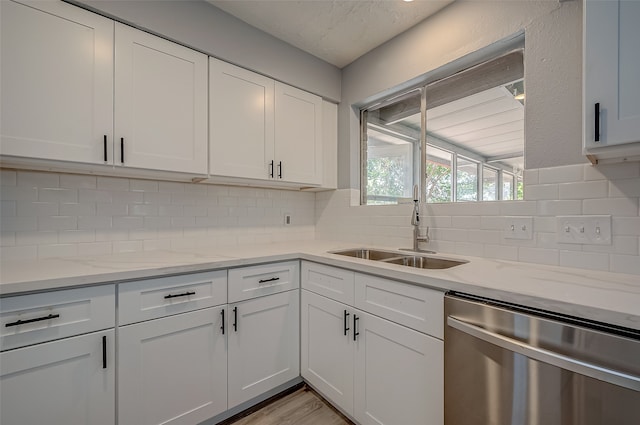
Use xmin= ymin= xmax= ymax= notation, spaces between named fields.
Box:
xmin=556 ymin=215 xmax=612 ymax=245
xmin=503 ymin=216 xmax=533 ymax=240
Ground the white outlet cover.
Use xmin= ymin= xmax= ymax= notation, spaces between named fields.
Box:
xmin=556 ymin=215 xmax=612 ymax=245
xmin=503 ymin=216 xmax=533 ymax=240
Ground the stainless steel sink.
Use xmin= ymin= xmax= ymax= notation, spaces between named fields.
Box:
xmin=329 ymin=248 xmax=404 ymax=261
xmin=383 ymin=255 xmax=467 ymax=269
xmin=330 ymin=248 xmax=467 ymax=269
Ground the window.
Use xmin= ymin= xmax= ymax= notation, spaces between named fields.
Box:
xmin=361 ymin=48 xmax=525 ymax=205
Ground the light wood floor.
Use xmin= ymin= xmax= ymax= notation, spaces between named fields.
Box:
xmin=226 ymin=386 xmax=354 ymax=425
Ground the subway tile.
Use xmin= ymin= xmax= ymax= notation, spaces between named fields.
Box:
xmin=609 ymin=178 xmax=640 ymax=198
xmin=612 ymin=217 xmax=640 ymax=236
xmin=16 ymin=201 xmax=59 ymax=217
xmin=59 ymin=174 xmax=97 ymax=189
xmin=129 ymin=229 xmax=158 ymax=240
xmin=112 ymin=240 xmax=144 ymax=253
xmin=159 ymin=205 xmax=183 ymax=217
xmin=518 ymin=247 xmax=559 ymax=266
xmin=143 ymin=239 xmax=171 ymax=251
xmin=431 ymin=228 xmax=468 ymax=242
xmin=523 ymin=169 xmax=539 ymax=185
xmin=2 ymin=216 xmax=37 ymax=231
xmin=95 ymin=229 xmax=128 ymax=241
xmin=583 ymin=198 xmax=638 ymax=216
xmin=451 ymin=216 xmax=481 ymax=229
xmin=129 ymin=204 xmax=158 ymax=216
xmin=97 ymin=203 xmax=128 ymax=216
xmin=610 ymin=254 xmax=640 ymax=275
xmin=524 ymin=184 xmax=558 ymax=201
xmin=538 ymin=164 xmax=584 ymax=184
xmin=112 ymin=216 xmax=143 ymax=230
xmin=79 ymin=189 xmax=113 ymax=203
xmin=454 ymin=242 xmax=483 ymax=257
xmin=0 ymin=232 xmax=16 ymax=246
xmin=536 ymin=232 xmax=582 ymax=251
xmin=59 ymin=202 xmax=97 ymax=216
xmin=480 ymin=216 xmax=504 ymax=230
xmin=159 ymin=181 xmax=185 ymax=192
xmin=468 ymin=229 xmax=501 ymax=244
xmin=171 ymin=216 xmax=197 ymax=228
xmin=558 ymin=181 xmax=608 ymax=200
xmin=184 ymin=184 xmax=207 ymax=195
xmin=533 ymin=217 xmax=557 ymax=233
xmin=143 ymin=216 xmax=171 ymax=229
xmin=171 ymin=193 xmax=198 ymax=205
xmin=0 ymin=186 xmax=38 ymax=201
xmin=584 ymin=162 xmax=640 ymax=181
xmin=500 ymin=201 xmax=537 ymax=216
xmin=17 ymin=171 xmax=59 ymax=188
xmin=483 ymin=244 xmax=519 ymax=261
xmin=76 ymin=242 xmax=112 ymax=256
xmin=38 ymin=216 xmax=77 ymax=231
xmin=583 ymin=236 xmax=638 ymax=255
xmin=0 ymin=245 xmax=38 ymax=260
xmin=559 ymin=250 xmax=609 ymax=272
xmin=16 ymin=231 xmax=58 ymax=246
xmin=143 ymin=192 xmax=171 ymax=205
xmin=130 ymin=179 xmax=158 ymax=192
xmin=38 ymin=243 xmax=78 ymax=259
xmin=207 ymin=185 xmax=228 ymax=197
xmin=0 ymin=170 xmax=17 ymax=186
xmin=536 ymin=200 xmax=582 ymax=216
xmin=196 ymin=216 xmax=218 ymax=227
xmin=113 ymin=191 xmax=143 ymax=204
xmin=1 ymin=200 xmax=16 ymax=217
xmin=183 ymin=205 xmax=208 ymax=217
xmin=78 ymin=216 xmax=112 ymax=230
xmin=58 ymin=230 xmax=95 ymax=244
xmin=97 ymin=176 xmax=129 ymax=191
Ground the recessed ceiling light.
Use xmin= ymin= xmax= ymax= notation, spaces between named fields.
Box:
xmin=403 ymin=0 xmax=415 ymax=2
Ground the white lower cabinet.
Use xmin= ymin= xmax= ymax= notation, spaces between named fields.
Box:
xmin=118 ymin=306 xmax=227 ymax=425
xmin=227 ymin=289 xmax=300 ymax=408
xmin=0 ymin=329 xmax=115 ymax=425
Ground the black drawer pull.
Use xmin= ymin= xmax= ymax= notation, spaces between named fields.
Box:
xmin=344 ymin=310 xmax=350 ymax=336
xmin=103 ymin=135 xmax=108 ymax=162
xmin=353 ymin=315 xmax=360 ymax=341
xmin=120 ymin=137 xmax=125 ymax=163
xmin=221 ymin=309 xmax=225 ymax=335
xmin=6 ymin=313 xmax=60 ymax=327
xmin=233 ymin=306 xmax=238 ymax=332
xmin=594 ymin=102 xmax=600 ymax=142
xmin=102 ymin=335 xmax=107 ymax=369
xmin=164 ymin=291 xmax=196 ymax=299
xmin=258 ymin=277 xmax=280 ymax=284
xmin=277 ymin=161 xmax=282 ymax=179
xmin=269 ymin=160 xmax=274 ymax=178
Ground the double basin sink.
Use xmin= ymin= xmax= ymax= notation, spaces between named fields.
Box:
xmin=330 ymin=248 xmax=467 ymax=270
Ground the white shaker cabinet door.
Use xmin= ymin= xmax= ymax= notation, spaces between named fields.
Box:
xmin=584 ymin=0 xmax=640 ymax=157
xmin=118 ymin=306 xmax=227 ymax=425
xmin=301 ymin=290 xmax=355 ymax=416
xmin=227 ymin=290 xmax=300 ymax=408
xmin=115 ymin=23 xmax=208 ymax=174
xmin=209 ymin=58 xmax=275 ymax=181
xmin=353 ymin=311 xmax=443 ymax=425
xmin=0 ymin=0 xmax=114 ymax=164
xmin=0 ymin=330 xmax=115 ymax=425
xmin=274 ymin=82 xmax=322 ymax=185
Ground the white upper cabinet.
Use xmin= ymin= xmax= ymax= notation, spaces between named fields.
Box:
xmin=209 ymin=58 xmax=275 ymax=180
xmin=209 ymin=59 xmax=323 ymax=185
xmin=274 ymin=82 xmax=323 ymax=185
xmin=584 ymin=0 xmax=640 ymax=163
xmin=0 ymin=0 xmax=114 ymax=164
xmin=115 ymin=24 xmax=208 ymax=174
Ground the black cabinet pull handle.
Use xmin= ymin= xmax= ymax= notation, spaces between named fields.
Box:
xmin=269 ymin=160 xmax=274 ymax=178
xmin=120 ymin=137 xmax=125 ymax=163
xmin=594 ymin=102 xmax=600 ymax=142
xmin=6 ymin=313 xmax=60 ymax=327
xmin=344 ymin=310 xmax=350 ymax=336
xmin=258 ymin=277 xmax=280 ymax=284
xmin=353 ymin=315 xmax=359 ymax=341
xmin=233 ymin=306 xmax=238 ymax=332
xmin=221 ymin=309 xmax=225 ymax=335
xmin=164 ymin=291 xmax=195 ymax=299
xmin=277 ymin=161 xmax=282 ymax=179
xmin=103 ymin=135 xmax=108 ymax=162
xmin=102 ymin=335 xmax=107 ymax=369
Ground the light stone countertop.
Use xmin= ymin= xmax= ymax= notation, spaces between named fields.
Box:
xmin=1 ymin=240 xmax=639 ymax=331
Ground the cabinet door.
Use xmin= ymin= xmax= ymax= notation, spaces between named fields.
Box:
xmin=0 ymin=330 xmax=115 ymax=425
xmin=118 ymin=307 xmax=227 ymax=425
xmin=584 ymin=0 xmax=640 ymax=149
xmin=274 ymin=82 xmax=322 ymax=185
xmin=301 ymin=290 xmax=354 ymax=416
xmin=115 ymin=23 xmax=208 ymax=174
xmin=228 ymin=290 xmax=300 ymax=408
xmin=0 ymin=0 xmax=113 ymax=164
xmin=354 ymin=311 xmax=443 ymax=425
xmin=209 ymin=58 xmax=275 ymax=180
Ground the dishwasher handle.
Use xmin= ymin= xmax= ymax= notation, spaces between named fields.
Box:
xmin=447 ymin=316 xmax=640 ymax=392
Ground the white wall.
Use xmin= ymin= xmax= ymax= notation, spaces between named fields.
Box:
xmin=72 ymin=0 xmax=341 ymax=101
xmin=339 ymin=0 xmax=585 ymax=189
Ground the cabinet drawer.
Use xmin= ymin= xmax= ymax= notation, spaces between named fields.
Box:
xmin=1 ymin=285 xmax=115 ymax=351
xmin=228 ymin=261 xmax=299 ymax=303
xmin=354 ymin=274 xmax=444 ymax=339
xmin=118 ymin=271 xmax=227 ymax=326
xmin=301 ymin=261 xmax=354 ymax=305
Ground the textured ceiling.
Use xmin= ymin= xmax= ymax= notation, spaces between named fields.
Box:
xmin=206 ymin=0 xmax=454 ymax=68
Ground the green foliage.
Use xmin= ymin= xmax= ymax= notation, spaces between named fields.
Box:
xmin=425 ymin=162 xmax=451 ymax=203
xmin=366 ymin=157 xmax=406 ymax=204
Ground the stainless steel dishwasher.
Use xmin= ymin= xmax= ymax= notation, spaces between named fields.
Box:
xmin=444 ymin=292 xmax=640 ymax=425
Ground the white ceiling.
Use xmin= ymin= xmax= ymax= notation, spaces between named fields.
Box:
xmin=206 ymin=0 xmax=454 ymax=68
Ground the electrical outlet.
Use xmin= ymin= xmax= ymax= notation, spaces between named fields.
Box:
xmin=556 ymin=215 xmax=611 ymax=245
xmin=284 ymin=213 xmax=292 ymax=226
xmin=503 ymin=216 xmax=533 ymax=240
